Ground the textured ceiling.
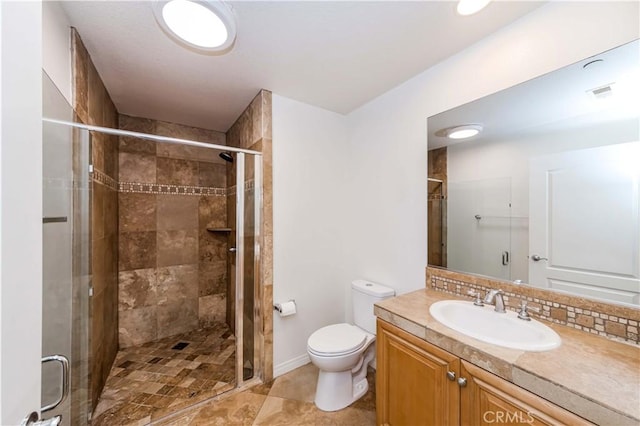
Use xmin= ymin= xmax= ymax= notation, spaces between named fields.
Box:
xmin=61 ymin=1 xmax=544 ymax=131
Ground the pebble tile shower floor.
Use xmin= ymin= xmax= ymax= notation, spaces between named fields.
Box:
xmin=92 ymin=322 xmax=236 ymax=425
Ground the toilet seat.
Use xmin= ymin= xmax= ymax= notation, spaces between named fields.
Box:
xmin=307 ymin=323 xmax=367 ymax=357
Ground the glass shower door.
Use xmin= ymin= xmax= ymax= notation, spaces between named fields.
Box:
xmin=234 ymin=152 xmax=262 ymax=384
xmin=42 ymin=73 xmax=91 ymax=425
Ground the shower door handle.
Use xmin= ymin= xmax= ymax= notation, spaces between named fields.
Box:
xmin=41 ymin=355 xmax=70 ymax=412
xmin=21 ymin=412 xmax=61 ymax=426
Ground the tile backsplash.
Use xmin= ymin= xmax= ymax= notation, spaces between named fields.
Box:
xmin=427 ymin=266 xmax=640 ymax=346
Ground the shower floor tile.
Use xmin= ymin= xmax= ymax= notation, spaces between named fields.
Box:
xmin=92 ymin=322 xmax=236 ymax=426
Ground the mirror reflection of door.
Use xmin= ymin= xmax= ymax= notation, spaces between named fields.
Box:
xmin=529 ymin=142 xmax=640 ymax=305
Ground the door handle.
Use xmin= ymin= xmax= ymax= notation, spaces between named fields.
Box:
xmin=41 ymin=355 xmax=70 ymax=412
xmin=530 ymin=254 xmax=548 ymax=262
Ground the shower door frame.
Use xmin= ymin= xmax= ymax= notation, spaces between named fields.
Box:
xmin=234 ymin=152 xmax=263 ymax=386
xmin=42 ymin=118 xmax=265 ymax=397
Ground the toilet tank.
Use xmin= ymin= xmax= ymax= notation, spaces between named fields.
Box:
xmin=352 ymin=279 xmax=395 ymax=334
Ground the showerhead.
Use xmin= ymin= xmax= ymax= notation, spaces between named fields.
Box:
xmin=219 ymin=152 xmax=234 ymax=163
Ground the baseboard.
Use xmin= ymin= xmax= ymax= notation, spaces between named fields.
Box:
xmin=274 ymin=354 xmax=310 ymax=378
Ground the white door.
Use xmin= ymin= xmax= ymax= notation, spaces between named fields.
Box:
xmin=0 ymin=1 xmax=44 ymax=424
xmin=529 ymin=142 xmax=640 ymax=305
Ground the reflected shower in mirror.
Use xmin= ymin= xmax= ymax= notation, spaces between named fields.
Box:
xmin=427 ymin=39 xmax=640 ymax=306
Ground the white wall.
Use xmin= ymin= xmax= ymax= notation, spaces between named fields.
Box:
xmin=0 ymin=1 xmax=43 ymax=423
xmin=270 ymin=1 xmax=640 ymax=373
xmin=43 ymin=1 xmax=71 ymax=104
xmin=344 ymin=1 xmax=640 ymax=299
xmin=272 ymin=95 xmax=349 ymax=375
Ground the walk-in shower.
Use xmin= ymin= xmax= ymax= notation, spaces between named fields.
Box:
xmin=42 ymin=73 xmax=263 ymax=425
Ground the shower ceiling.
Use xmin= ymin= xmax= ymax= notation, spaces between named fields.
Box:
xmin=60 ymin=1 xmax=544 ymax=131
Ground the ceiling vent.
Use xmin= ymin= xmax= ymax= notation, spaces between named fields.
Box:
xmin=587 ymin=83 xmax=615 ymax=100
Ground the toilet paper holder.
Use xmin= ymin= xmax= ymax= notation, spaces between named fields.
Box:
xmin=274 ymin=300 xmax=296 ymax=317
xmin=274 ymin=299 xmax=296 ymax=313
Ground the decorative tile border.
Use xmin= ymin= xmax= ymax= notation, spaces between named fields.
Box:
xmin=92 ymin=169 xmax=118 ymax=191
xmin=225 ymin=180 xmax=256 ymax=196
xmin=92 ymin=164 xmax=230 ymax=196
xmin=426 ymin=266 xmax=640 ymax=346
xmin=91 ymin=178 xmax=258 ymax=197
xmin=119 ymin=182 xmax=226 ymax=196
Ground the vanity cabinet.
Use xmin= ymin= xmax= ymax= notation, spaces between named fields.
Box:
xmin=376 ymin=318 xmax=460 ymax=425
xmin=376 ymin=319 xmax=592 ymax=426
xmin=459 ymin=361 xmax=592 ymax=426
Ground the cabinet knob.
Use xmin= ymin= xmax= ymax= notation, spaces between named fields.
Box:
xmin=446 ymin=371 xmax=456 ymax=381
xmin=457 ymin=377 xmax=467 ymax=387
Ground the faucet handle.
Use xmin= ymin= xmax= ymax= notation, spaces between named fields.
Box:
xmin=517 ymin=300 xmax=539 ymax=321
xmin=467 ymin=289 xmax=484 ymax=306
xmin=517 ymin=301 xmax=531 ymax=320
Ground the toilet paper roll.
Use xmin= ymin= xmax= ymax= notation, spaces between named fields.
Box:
xmin=276 ymin=301 xmax=297 ymax=317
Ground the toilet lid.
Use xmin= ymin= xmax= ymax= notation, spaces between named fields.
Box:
xmin=307 ymin=323 xmax=367 ymax=356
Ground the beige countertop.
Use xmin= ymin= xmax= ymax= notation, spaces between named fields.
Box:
xmin=374 ymin=289 xmax=640 ymax=426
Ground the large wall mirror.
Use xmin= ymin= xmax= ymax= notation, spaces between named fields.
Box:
xmin=427 ymin=39 xmax=640 ymax=307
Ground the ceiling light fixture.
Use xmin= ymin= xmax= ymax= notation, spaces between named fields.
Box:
xmin=152 ymin=0 xmax=236 ymax=54
xmin=457 ymin=0 xmax=491 ymax=16
xmin=446 ymin=124 xmax=483 ymax=139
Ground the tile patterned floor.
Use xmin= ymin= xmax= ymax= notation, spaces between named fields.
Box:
xmin=92 ymin=323 xmax=236 ymax=426
xmin=153 ymin=363 xmax=376 ymax=426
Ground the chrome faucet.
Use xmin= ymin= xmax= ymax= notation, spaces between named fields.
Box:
xmin=483 ymin=289 xmax=506 ymax=313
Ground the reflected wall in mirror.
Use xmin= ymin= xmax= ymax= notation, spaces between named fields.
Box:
xmin=427 ymin=40 xmax=640 ymax=307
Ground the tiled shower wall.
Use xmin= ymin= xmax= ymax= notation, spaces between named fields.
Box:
xmin=117 ymin=115 xmax=230 ymax=348
xmin=72 ymin=29 xmax=119 ymax=409
xmin=226 ymin=90 xmax=273 ymax=381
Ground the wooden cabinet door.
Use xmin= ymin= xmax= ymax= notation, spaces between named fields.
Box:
xmin=377 ymin=319 xmax=460 ymax=426
xmin=460 ymin=361 xmax=593 ymax=426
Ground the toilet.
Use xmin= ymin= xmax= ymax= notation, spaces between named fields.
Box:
xmin=307 ymin=279 xmax=395 ymax=411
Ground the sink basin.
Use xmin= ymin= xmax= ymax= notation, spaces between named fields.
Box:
xmin=429 ymin=300 xmax=561 ymax=351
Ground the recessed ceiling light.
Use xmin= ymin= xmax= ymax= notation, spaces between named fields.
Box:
xmin=457 ymin=0 xmax=491 ymax=16
xmin=152 ymin=0 xmax=236 ymax=54
xmin=446 ymin=124 xmax=483 ymax=139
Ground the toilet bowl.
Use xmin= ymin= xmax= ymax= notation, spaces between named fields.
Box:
xmin=307 ymin=280 xmax=394 ymax=412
